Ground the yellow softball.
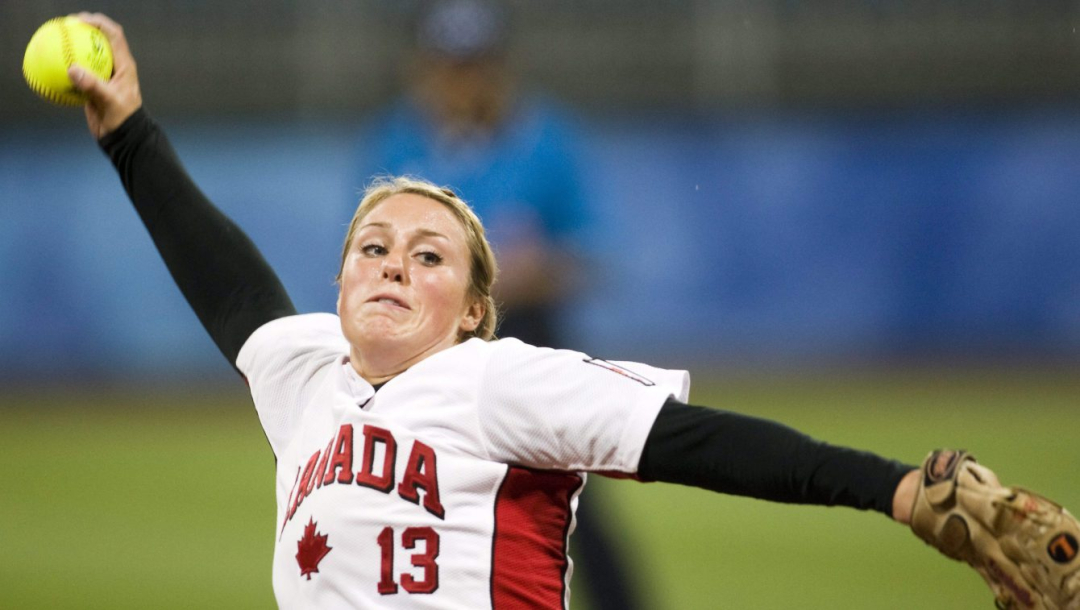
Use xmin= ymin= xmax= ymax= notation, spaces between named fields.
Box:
xmin=23 ymin=16 xmax=113 ymax=106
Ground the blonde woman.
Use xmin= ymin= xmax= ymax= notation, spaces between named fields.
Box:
xmin=67 ymin=12 xmax=1077 ymax=610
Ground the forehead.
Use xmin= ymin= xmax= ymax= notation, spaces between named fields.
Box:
xmin=360 ymin=193 xmax=469 ymax=244
xmin=364 ymin=193 xmax=461 ymax=229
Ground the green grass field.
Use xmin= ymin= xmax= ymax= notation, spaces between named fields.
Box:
xmin=1 ymin=367 xmax=1076 ymax=609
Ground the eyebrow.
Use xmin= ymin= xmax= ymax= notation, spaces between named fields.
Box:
xmin=358 ymin=222 xmax=450 ymax=241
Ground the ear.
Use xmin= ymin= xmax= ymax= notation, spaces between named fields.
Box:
xmin=459 ymin=298 xmax=485 ymax=335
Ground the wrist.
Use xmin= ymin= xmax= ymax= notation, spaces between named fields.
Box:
xmin=891 ymin=469 xmax=920 ymax=524
xmin=98 ymin=107 xmax=150 ymax=151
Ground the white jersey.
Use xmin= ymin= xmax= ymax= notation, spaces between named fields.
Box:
xmin=237 ymin=313 xmax=690 ymax=609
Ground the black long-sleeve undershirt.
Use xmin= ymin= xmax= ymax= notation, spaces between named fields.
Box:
xmin=99 ymin=108 xmax=913 ymax=515
xmin=99 ymin=108 xmax=296 ymax=368
xmin=639 ymin=398 xmax=914 ymax=516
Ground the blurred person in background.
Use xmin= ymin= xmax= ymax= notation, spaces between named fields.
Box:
xmin=352 ymin=1 xmax=640 ymax=607
xmin=355 ymin=0 xmax=587 ymax=351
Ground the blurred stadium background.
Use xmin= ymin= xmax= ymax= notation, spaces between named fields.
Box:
xmin=1 ymin=1 xmax=1078 ymax=608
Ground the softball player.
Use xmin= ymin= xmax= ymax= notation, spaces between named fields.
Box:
xmin=67 ymin=13 xmax=1078 ymax=609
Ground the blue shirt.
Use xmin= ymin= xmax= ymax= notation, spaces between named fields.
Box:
xmin=353 ymin=95 xmax=589 ymax=249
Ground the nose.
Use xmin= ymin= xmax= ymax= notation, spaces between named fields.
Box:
xmin=380 ymin=253 xmax=406 ymax=283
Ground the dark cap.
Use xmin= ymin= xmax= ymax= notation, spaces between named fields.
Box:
xmin=415 ymin=0 xmax=508 ymax=59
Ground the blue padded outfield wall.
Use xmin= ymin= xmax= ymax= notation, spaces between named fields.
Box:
xmin=2 ymin=108 xmax=1079 ymax=380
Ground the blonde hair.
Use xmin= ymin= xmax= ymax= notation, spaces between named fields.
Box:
xmin=338 ymin=176 xmax=499 ymax=341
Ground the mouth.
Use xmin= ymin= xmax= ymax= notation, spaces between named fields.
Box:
xmin=367 ymin=294 xmax=410 ymax=310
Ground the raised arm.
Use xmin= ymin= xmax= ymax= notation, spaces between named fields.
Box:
xmin=70 ymin=13 xmax=296 ymax=369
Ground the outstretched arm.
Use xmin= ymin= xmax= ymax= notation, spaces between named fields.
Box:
xmin=639 ymin=401 xmax=1080 ymax=607
xmin=70 ymin=13 xmax=296 ymax=369
xmin=638 ymin=397 xmax=919 ymax=521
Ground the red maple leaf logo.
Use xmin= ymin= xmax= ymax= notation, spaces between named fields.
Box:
xmin=296 ymin=517 xmax=332 ymax=580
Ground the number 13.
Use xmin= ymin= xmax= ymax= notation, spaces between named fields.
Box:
xmin=377 ymin=526 xmax=440 ymax=595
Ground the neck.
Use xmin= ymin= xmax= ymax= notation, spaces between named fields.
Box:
xmin=349 ymin=336 xmax=459 ymax=385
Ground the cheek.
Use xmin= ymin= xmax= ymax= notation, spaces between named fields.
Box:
xmin=337 ymin=267 xmax=368 ymax=316
xmin=418 ymin=270 xmax=470 ymax=312
xmin=336 ymin=287 xmax=355 ymax=320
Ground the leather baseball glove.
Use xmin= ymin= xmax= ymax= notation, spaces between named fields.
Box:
xmin=910 ymin=450 xmax=1080 ymax=609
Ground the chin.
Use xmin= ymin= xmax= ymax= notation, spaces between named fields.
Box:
xmin=343 ymin=317 xmax=402 ymax=346
xmin=360 ymin=324 xmax=405 ymax=344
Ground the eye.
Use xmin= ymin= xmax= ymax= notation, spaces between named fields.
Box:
xmin=416 ymin=251 xmax=443 ymax=266
xmin=360 ymin=243 xmax=387 ymax=257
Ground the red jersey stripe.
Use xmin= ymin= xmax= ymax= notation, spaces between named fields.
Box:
xmin=490 ymin=467 xmax=583 ymax=609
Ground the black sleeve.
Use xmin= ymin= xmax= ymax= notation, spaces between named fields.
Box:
xmin=637 ymin=397 xmax=915 ymax=517
xmin=99 ymin=108 xmax=297 ymax=369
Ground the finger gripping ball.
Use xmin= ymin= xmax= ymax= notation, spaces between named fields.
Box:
xmin=23 ymin=16 xmax=113 ymax=106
